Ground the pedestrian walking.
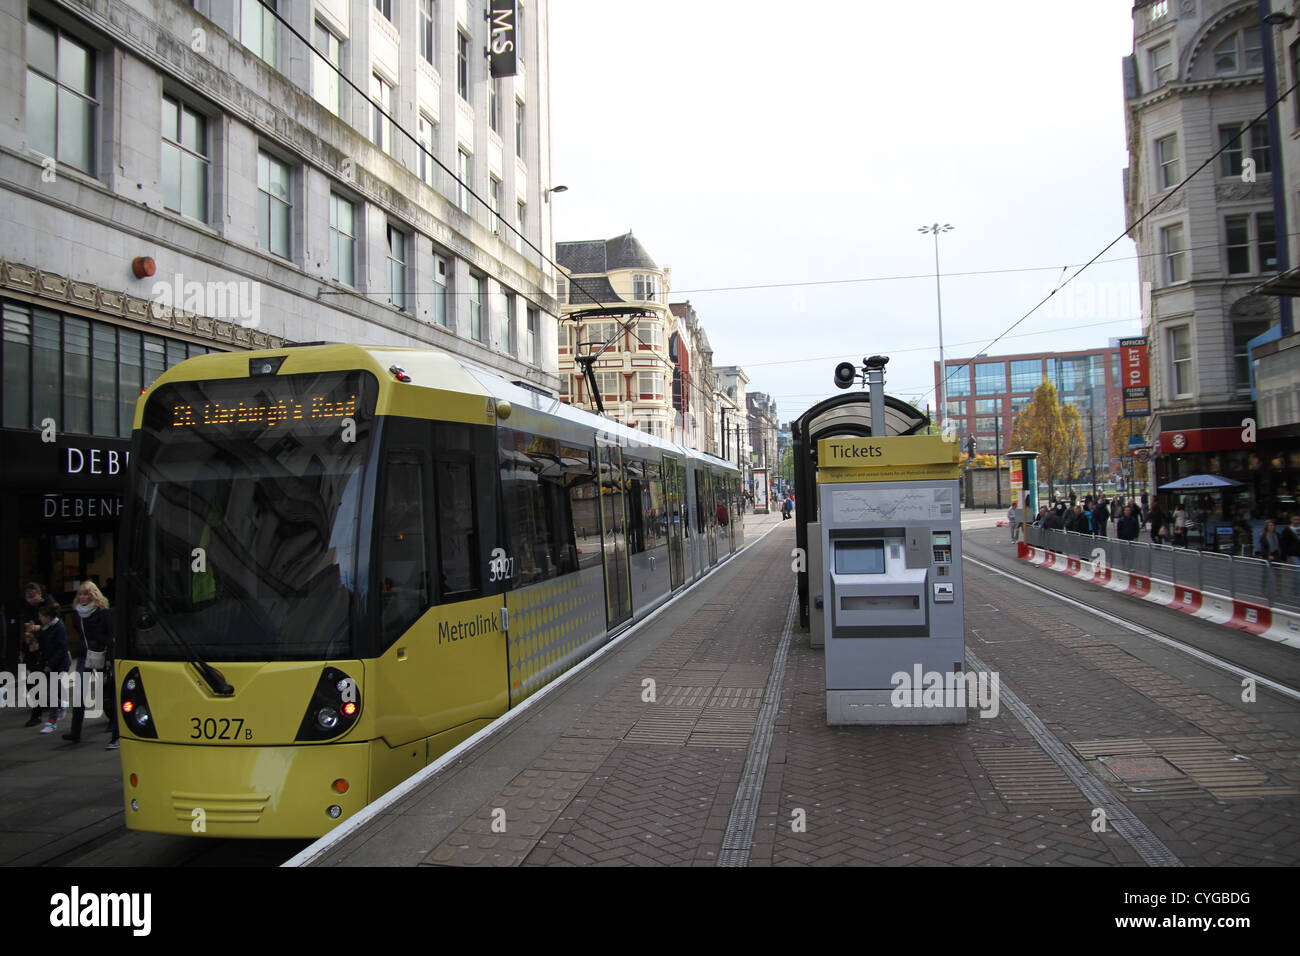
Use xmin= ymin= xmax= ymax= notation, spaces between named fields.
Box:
xmin=1007 ymin=504 xmax=1021 ymax=542
xmin=65 ymin=581 xmax=117 ymax=747
xmin=1172 ymin=503 xmax=1188 ymax=547
xmin=1093 ymin=497 xmax=1110 ymax=538
xmin=781 ymin=494 xmax=793 ymax=520
xmin=1256 ymin=520 xmax=1282 ymax=561
xmin=30 ymin=600 xmax=71 ymax=734
xmin=1116 ymin=506 xmax=1140 ymax=541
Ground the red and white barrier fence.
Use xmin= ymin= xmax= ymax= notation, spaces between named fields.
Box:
xmin=1016 ymin=540 xmax=1300 ymax=648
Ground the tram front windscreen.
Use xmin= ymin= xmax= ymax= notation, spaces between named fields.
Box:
xmin=122 ymin=370 xmax=378 ymax=662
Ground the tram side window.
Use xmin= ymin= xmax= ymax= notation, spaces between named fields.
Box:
xmin=436 ymin=457 xmax=479 ymax=598
xmin=498 ymin=427 xmax=577 ymax=585
xmin=567 ymin=446 xmax=602 ymax=570
xmin=627 ymin=458 xmax=665 ymax=554
xmin=378 ymin=451 xmax=429 ymax=648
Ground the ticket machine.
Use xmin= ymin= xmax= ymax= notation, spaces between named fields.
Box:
xmin=818 ymin=461 xmax=965 ymax=725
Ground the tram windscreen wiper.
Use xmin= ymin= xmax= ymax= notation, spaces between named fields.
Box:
xmin=128 ymin=570 xmax=234 ymax=696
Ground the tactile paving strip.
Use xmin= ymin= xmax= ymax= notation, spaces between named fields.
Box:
xmin=1072 ymin=736 xmax=1299 ymax=801
xmin=973 ymin=747 xmax=1090 ymax=805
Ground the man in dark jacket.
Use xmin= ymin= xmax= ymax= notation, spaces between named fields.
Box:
xmin=1093 ymin=497 xmax=1110 ymax=537
xmin=1116 ymin=506 xmax=1140 ymax=541
xmin=1068 ymin=505 xmax=1090 ymax=533
xmin=1042 ymin=508 xmax=1065 ymax=532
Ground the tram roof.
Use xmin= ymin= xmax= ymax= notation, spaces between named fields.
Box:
xmin=142 ymin=343 xmax=737 ymax=473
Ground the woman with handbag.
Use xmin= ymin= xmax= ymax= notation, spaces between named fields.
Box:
xmin=64 ymin=581 xmax=117 ymax=747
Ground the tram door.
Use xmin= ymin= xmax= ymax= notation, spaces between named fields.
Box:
xmin=699 ymin=467 xmax=718 ymax=566
xmin=664 ymin=455 xmax=685 ymax=590
xmin=598 ymin=442 xmax=633 ymax=628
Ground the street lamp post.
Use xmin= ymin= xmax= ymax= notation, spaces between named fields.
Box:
xmin=918 ymin=223 xmax=954 ymax=429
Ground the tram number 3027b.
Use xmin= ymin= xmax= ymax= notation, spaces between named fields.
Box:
xmin=189 ymin=717 xmax=252 ymax=740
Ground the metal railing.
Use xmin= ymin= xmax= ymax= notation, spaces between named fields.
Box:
xmin=1022 ymin=525 xmax=1300 ymax=614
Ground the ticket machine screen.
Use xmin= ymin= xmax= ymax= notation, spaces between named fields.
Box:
xmin=834 ymin=540 xmax=886 ymax=574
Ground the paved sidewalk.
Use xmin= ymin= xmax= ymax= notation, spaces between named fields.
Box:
xmin=306 ymin=515 xmax=1300 ymax=867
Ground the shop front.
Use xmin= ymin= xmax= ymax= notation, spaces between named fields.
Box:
xmin=2 ymin=429 xmax=130 ymax=612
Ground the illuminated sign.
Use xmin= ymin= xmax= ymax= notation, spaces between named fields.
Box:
xmin=170 ymin=394 xmax=359 ymax=429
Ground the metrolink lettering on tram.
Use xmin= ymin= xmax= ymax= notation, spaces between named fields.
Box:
xmin=438 ymin=611 xmax=500 ymax=644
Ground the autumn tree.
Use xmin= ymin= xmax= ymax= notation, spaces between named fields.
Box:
xmin=1007 ymin=380 xmax=1084 ymax=498
xmin=1110 ymin=408 xmax=1149 ymax=462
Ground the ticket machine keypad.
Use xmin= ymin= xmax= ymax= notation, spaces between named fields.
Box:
xmin=932 ymin=532 xmax=952 ymax=564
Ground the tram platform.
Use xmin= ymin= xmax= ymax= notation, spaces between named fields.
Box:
xmin=295 ymin=511 xmax=1300 ymax=867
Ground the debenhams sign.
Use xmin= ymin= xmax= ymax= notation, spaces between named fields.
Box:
xmin=489 ymin=0 xmax=518 ymax=77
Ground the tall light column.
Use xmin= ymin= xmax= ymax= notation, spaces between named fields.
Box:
xmin=918 ymin=223 xmax=954 ymax=429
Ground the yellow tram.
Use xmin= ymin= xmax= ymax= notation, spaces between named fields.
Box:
xmin=117 ymin=344 xmax=742 ymax=837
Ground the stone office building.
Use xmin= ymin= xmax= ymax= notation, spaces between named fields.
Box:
xmin=0 ymin=0 xmax=560 ymax=626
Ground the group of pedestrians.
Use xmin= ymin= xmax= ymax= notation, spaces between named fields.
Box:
xmin=10 ymin=580 xmax=118 ymax=749
xmin=1026 ymin=494 xmax=1300 ymax=566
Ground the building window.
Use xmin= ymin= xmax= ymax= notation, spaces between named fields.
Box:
xmin=1150 ymin=42 xmax=1173 ymax=88
xmin=498 ymin=290 xmax=515 ymax=355
xmin=240 ymin=0 xmax=276 ymax=68
xmin=1225 ymin=216 xmax=1250 ymax=274
xmin=418 ymin=113 xmax=437 ymax=187
xmin=559 ymin=375 xmax=570 ymax=401
xmin=1009 ymin=359 xmax=1041 ymax=392
xmin=457 ymin=32 xmax=469 ymax=99
xmin=161 ymin=96 xmax=208 ymax=222
xmin=1 ymin=302 xmax=213 ymax=438
xmin=469 ymin=274 xmax=484 ymax=341
xmin=596 ymin=370 xmax=622 ymax=402
xmin=975 ymin=417 xmax=1001 ymax=434
xmin=458 ymin=149 xmax=472 ymax=214
xmin=1258 ymin=212 xmax=1277 ymax=271
xmin=974 ymin=362 xmax=1006 ymax=395
xmin=386 ymin=224 xmax=407 ymax=311
xmin=1214 ymin=35 xmax=1237 ymax=74
xmin=1234 ymin=320 xmax=1270 ymax=389
xmin=1220 ymin=122 xmax=1270 ymax=177
xmin=943 ymin=364 xmax=971 ymax=398
xmin=257 ymin=151 xmax=291 ymax=258
xmin=1243 ymin=29 xmax=1263 ymax=71
xmin=489 ymin=78 xmax=500 ymax=133
xmin=633 ymin=274 xmax=659 ymax=302
xmin=525 ymin=307 xmax=537 ymax=363
xmin=514 ymin=201 xmax=526 ymax=252
xmin=419 ymin=0 xmax=435 ymax=65
xmin=556 ymin=276 xmax=567 ymax=305
xmin=371 ymin=74 xmax=393 ymax=155
xmin=638 ymin=371 xmax=664 ymax=398
xmin=557 ymin=323 xmax=569 ymax=349
xmin=1156 ymin=134 xmax=1179 ymax=190
xmin=433 ymin=253 xmax=451 ymax=327
xmin=515 ymin=100 xmax=524 ymax=158
xmin=1169 ymin=326 xmax=1192 ymax=396
xmin=313 ymin=21 xmax=343 ymax=117
xmin=374 ymin=0 xmax=393 ymax=23
xmin=490 ymin=175 xmax=502 ymax=230
xmin=328 ymin=193 xmax=355 ymax=286
xmin=26 ymin=17 xmax=97 ymax=175
xmin=636 ymin=319 xmax=663 ymax=348
xmin=1161 ymin=223 xmax=1186 ymax=283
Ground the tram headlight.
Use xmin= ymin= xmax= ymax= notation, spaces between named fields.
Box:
xmin=119 ymin=668 xmax=158 ymax=739
xmin=296 ymin=667 xmax=362 ymax=742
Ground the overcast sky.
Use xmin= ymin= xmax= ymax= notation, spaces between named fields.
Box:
xmin=548 ymin=0 xmax=1143 ymax=424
